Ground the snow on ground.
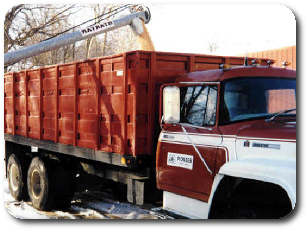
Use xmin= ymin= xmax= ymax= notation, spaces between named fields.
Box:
xmin=4 ymin=179 xmax=151 ymax=219
xmin=4 ymin=176 xmax=178 ymax=219
xmin=4 ymin=178 xmax=50 ymax=219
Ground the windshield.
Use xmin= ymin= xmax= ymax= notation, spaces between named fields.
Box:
xmin=219 ymin=77 xmax=296 ymax=124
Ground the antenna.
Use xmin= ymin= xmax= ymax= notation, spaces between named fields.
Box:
xmin=244 ymin=51 xmax=249 ymax=66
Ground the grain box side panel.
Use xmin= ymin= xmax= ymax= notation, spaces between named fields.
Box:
xmin=99 ymin=55 xmax=126 ymax=155
xmin=135 ymin=53 xmax=151 ymax=155
xmin=193 ymin=56 xmax=223 ymax=71
xmin=27 ymin=69 xmax=40 ymax=139
xmin=42 ymin=67 xmax=56 ymax=142
xmin=14 ymin=72 xmax=27 ymax=136
xmin=58 ymin=64 xmax=75 ymax=145
xmin=126 ymin=54 xmax=136 ymax=155
xmin=126 ymin=52 xmax=149 ymax=156
xmin=4 ymin=73 xmax=14 ymax=134
xmin=110 ymin=56 xmax=126 ymax=154
xmin=76 ymin=60 xmax=97 ymax=149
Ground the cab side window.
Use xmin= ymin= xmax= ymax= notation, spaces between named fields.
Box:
xmin=180 ymin=85 xmax=217 ymax=126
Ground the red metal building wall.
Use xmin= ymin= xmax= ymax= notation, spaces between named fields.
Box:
xmin=247 ymin=46 xmax=296 ymax=70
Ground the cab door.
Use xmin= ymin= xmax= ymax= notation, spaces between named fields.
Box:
xmin=156 ymin=84 xmax=224 ymax=202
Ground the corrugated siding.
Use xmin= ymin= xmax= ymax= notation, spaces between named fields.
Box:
xmin=247 ymin=46 xmax=296 ymax=70
xmin=268 ymin=89 xmax=296 ymax=113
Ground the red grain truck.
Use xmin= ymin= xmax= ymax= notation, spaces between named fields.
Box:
xmin=4 ymin=50 xmax=296 ymax=218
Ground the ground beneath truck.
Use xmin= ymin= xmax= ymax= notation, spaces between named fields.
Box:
xmin=4 ymin=177 xmax=182 ymax=219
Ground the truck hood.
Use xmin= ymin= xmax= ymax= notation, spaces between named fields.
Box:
xmin=236 ymin=118 xmax=296 ymax=140
xmin=235 ymin=118 xmax=296 ymax=161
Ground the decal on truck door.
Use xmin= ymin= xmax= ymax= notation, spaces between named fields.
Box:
xmin=167 ymin=152 xmax=194 ymax=170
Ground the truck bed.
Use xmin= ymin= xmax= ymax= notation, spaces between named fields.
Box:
xmin=4 ymin=50 xmax=269 ymax=164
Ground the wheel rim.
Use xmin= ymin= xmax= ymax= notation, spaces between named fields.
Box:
xmin=9 ymin=163 xmax=20 ymax=192
xmin=31 ymin=170 xmax=42 ymax=199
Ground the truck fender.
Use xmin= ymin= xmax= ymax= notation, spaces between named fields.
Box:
xmin=209 ymin=158 xmax=296 ymax=209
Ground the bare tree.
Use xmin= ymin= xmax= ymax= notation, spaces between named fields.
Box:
xmin=5 ymin=4 xmax=154 ymax=71
xmin=84 ymin=4 xmax=122 ymax=59
xmin=4 ymin=4 xmax=77 ymax=70
xmin=205 ymin=33 xmax=224 ymax=54
xmin=85 ymin=4 xmax=101 ymax=59
xmin=207 ymin=41 xmax=219 ymax=54
xmin=4 ymin=4 xmax=75 ymax=52
xmin=27 ymin=14 xmax=76 ymax=68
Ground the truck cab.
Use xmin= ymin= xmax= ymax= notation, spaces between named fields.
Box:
xmin=156 ymin=64 xmax=296 ymax=218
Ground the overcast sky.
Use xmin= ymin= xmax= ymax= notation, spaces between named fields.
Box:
xmin=145 ymin=4 xmax=296 ymax=55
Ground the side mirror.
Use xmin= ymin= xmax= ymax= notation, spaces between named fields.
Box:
xmin=163 ymin=86 xmax=180 ymax=124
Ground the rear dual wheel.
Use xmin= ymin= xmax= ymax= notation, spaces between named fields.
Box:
xmin=27 ymin=157 xmax=50 ymax=210
xmin=7 ymin=154 xmax=74 ymax=211
xmin=7 ymin=154 xmax=28 ymax=201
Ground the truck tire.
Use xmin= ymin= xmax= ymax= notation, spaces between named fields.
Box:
xmin=7 ymin=154 xmax=28 ymax=201
xmin=27 ymin=157 xmax=52 ymax=210
xmin=27 ymin=157 xmax=74 ymax=211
